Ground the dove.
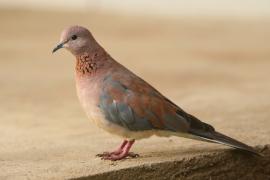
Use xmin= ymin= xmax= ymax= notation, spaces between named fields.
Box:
xmin=52 ymin=25 xmax=260 ymax=160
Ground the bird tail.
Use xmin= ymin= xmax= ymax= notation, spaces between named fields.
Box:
xmin=189 ymin=130 xmax=262 ymax=156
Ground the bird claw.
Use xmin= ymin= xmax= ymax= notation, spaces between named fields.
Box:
xmin=126 ymin=152 xmax=140 ymax=158
xmin=96 ymin=152 xmax=139 ymax=161
xmin=96 ymin=150 xmax=122 ymax=157
xmin=96 ymin=152 xmax=111 ymax=157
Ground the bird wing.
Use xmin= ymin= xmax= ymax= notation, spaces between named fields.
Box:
xmin=98 ymin=69 xmax=260 ymax=155
xmin=98 ymin=70 xmax=211 ymax=133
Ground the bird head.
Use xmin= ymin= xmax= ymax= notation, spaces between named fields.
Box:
xmin=52 ymin=25 xmax=95 ymax=56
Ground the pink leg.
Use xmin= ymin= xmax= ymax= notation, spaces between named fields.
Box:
xmin=96 ymin=140 xmax=128 ymax=157
xmin=107 ymin=140 xmax=128 ymax=155
xmin=102 ymin=139 xmax=139 ymax=161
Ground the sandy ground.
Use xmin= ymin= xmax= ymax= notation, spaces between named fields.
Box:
xmin=0 ymin=9 xmax=270 ymax=179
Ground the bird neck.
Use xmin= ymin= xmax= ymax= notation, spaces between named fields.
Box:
xmin=75 ymin=47 xmax=110 ymax=76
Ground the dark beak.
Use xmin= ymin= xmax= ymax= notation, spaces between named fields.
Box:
xmin=52 ymin=39 xmax=69 ymax=53
xmin=52 ymin=42 xmax=64 ymax=53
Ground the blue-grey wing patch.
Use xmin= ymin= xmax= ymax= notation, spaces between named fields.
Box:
xmin=99 ymin=89 xmax=154 ymax=131
xmin=98 ymin=75 xmax=190 ymax=132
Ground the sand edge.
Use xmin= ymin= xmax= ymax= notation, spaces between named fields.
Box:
xmin=72 ymin=145 xmax=270 ymax=180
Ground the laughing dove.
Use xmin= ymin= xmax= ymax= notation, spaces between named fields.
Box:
xmin=53 ymin=25 xmax=259 ymax=160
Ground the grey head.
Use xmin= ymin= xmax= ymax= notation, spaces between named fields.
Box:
xmin=52 ymin=25 xmax=97 ymax=56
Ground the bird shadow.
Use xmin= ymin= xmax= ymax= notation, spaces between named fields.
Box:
xmin=139 ymin=147 xmax=222 ymax=160
xmin=136 ymin=146 xmax=261 ymax=161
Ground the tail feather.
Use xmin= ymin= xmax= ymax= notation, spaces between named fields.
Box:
xmin=189 ymin=130 xmax=261 ymax=156
xmin=175 ymin=108 xmax=261 ymax=155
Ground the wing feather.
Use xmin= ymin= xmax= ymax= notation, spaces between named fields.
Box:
xmin=98 ymin=73 xmax=190 ymax=132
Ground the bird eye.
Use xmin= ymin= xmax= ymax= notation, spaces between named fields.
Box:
xmin=71 ymin=35 xmax=77 ymax=40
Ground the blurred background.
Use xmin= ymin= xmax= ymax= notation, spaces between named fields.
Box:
xmin=0 ymin=0 xmax=270 ymax=179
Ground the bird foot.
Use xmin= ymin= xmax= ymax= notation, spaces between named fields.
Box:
xmin=96 ymin=150 xmax=122 ymax=157
xmin=96 ymin=151 xmax=139 ymax=161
